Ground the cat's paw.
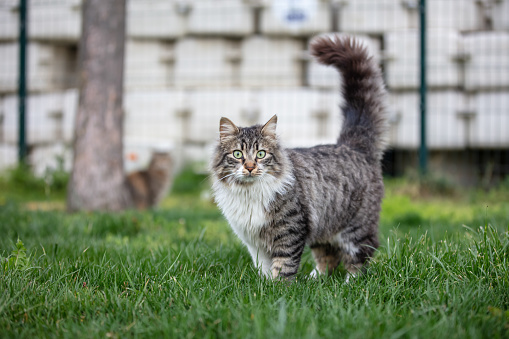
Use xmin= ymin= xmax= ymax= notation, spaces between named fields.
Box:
xmin=309 ymin=268 xmax=320 ymax=278
xmin=345 ymin=272 xmax=357 ymax=284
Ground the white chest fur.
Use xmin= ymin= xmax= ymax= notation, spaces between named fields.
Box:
xmin=212 ymin=175 xmax=293 ymax=247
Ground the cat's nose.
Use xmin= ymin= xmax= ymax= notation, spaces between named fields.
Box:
xmin=244 ymin=161 xmax=256 ymax=172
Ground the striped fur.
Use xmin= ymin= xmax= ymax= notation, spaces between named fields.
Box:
xmin=211 ymin=35 xmax=388 ymax=280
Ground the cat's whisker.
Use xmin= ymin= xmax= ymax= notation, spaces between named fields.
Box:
xmin=201 ymin=173 xmax=216 ymax=185
xmin=212 ymin=172 xmax=237 ymax=186
xmin=220 ymin=173 xmax=236 ymax=181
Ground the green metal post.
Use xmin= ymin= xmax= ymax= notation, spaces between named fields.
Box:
xmin=419 ymin=0 xmax=427 ymax=174
xmin=18 ymin=0 xmax=28 ymax=164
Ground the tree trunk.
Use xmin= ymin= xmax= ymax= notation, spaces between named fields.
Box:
xmin=67 ymin=0 xmax=132 ymax=211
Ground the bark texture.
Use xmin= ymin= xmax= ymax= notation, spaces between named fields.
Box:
xmin=67 ymin=0 xmax=132 ymax=211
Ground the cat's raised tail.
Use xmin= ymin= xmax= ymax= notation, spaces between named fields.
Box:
xmin=310 ymin=35 xmax=388 ymax=161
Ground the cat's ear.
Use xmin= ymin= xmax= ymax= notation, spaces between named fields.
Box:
xmin=261 ymin=115 xmax=278 ymax=137
xmin=219 ymin=117 xmax=239 ymax=140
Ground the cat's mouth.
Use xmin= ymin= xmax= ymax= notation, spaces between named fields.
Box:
xmin=241 ymin=173 xmax=258 ymax=181
xmin=237 ymin=172 xmax=261 ymax=184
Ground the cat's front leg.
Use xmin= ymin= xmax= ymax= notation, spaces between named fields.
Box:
xmin=270 ymin=228 xmax=307 ymax=280
xmin=246 ymin=244 xmax=272 ymax=277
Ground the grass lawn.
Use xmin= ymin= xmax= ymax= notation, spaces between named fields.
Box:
xmin=1 ymin=168 xmax=508 ymax=338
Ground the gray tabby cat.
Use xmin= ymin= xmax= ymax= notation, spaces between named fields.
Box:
xmin=211 ymin=35 xmax=388 ymax=280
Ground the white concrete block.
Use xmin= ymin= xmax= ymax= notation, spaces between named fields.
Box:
xmin=0 ymin=42 xmax=76 ymax=93
xmin=425 ymin=0 xmax=481 ymax=31
xmin=307 ymin=34 xmax=382 ymax=89
xmin=470 ymin=91 xmax=509 ymax=147
xmin=0 ymin=144 xmax=18 ymax=171
xmin=339 ymin=0 xmax=412 ymax=34
xmin=125 ymin=40 xmax=175 ymax=90
xmin=62 ymin=89 xmax=78 ymax=142
xmin=0 ymin=0 xmax=19 ymax=41
xmin=388 ymin=91 xmax=468 ymax=149
xmin=127 ymin=0 xmax=188 ymax=38
xmin=491 ymin=0 xmax=509 ymax=31
xmin=185 ymin=90 xmax=252 ymax=145
xmin=2 ymin=91 xmax=73 ymax=145
xmin=463 ymin=32 xmax=509 ymax=91
xmin=240 ymin=37 xmax=304 ymax=87
xmin=0 ymin=96 xmax=15 ymax=144
xmin=174 ymin=38 xmax=239 ymax=88
xmin=385 ymin=30 xmax=461 ymax=89
xmin=387 ymin=92 xmax=419 ymax=149
xmin=257 ymin=89 xmax=341 ymax=147
xmin=30 ymin=142 xmax=72 ymax=176
xmin=188 ymin=0 xmax=254 ymax=36
xmin=427 ymin=91 xmax=469 ymax=149
xmin=124 ymin=90 xmax=184 ymax=144
xmin=29 ymin=0 xmax=81 ymax=42
xmin=0 ymin=96 xmax=3 ymax=141
xmin=261 ymin=1 xmax=331 ymax=36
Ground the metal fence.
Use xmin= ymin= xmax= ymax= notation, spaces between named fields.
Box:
xmin=0 ymin=0 xmax=508 ymax=185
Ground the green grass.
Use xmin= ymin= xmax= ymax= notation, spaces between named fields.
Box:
xmin=1 ymin=171 xmax=508 ymax=338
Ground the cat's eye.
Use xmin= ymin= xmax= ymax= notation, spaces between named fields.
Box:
xmin=233 ymin=150 xmax=243 ymax=159
xmin=256 ymin=150 xmax=266 ymax=159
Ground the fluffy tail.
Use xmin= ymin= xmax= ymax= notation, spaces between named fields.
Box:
xmin=310 ymin=35 xmax=388 ymax=161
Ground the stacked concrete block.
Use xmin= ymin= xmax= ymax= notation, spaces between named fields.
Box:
xmin=385 ymin=30 xmax=461 ymax=89
xmin=240 ymin=37 xmax=304 ymax=87
xmin=185 ymin=90 xmax=252 ymax=148
xmin=127 ymin=0 xmax=188 ymax=39
xmin=307 ymin=34 xmax=382 ymax=89
xmin=388 ymin=91 xmax=469 ymax=149
xmin=256 ymin=89 xmax=341 ymax=147
xmin=61 ymin=89 xmax=78 ymax=142
xmin=340 ymin=0 xmax=481 ymax=33
xmin=463 ymin=32 xmax=509 ymax=91
xmin=0 ymin=0 xmax=507 ymax=177
xmin=426 ymin=0 xmax=481 ymax=32
xmin=387 ymin=93 xmax=419 ymax=149
xmin=187 ymin=0 xmax=254 ymax=36
xmin=174 ymin=38 xmax=239 ymax=88
xmin=490 ymin=0 xmax=509 ymax=31
xmin=261 ymin=1 xmax=331 ymax=36
xmin=125 ymin=40 xmax=175 ymax=89
xmin=30 ymin=0 xmax=82 ymax=42
xmin=124 ymin=90 xmax=183 ymax=144
xmin=30 ymin=142 xmax=72 ymax=176
xmin=339 ymin=0 xmax=413 ymax=34
xmin=0 ymin=144 xmax=18 ymax=170
xmin=0 ymin=42 xmax=76 ymax=93
xmin=0 ymin=0 xmax=18 ymax=41
xmin=470 ymin=92 xmax=509 ymax=147
xmin=427 ymin=91 xmax=470 ymax=149
xmin=0 ymin=97 xmax=4 ymax=143
xmin=2 ymin=90 xmax=77 ymax=145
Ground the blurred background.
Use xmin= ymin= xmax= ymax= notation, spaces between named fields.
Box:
xmin=0 ymin=0 xmax=508 ymax=186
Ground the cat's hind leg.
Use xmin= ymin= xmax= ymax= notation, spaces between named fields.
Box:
xmin=335 ymin=230 xmax=378 ymax=280
xmin=310 ymin=243 xmax=342 ymax=276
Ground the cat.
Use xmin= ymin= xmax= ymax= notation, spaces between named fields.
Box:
xmin=126 ymin=151 xmax=173 ymax=209
xmin=211 ymin=35 xmax=388 ymax=281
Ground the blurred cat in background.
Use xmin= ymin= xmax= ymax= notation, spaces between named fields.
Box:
xmin=127 ymin=151 xmax=173 ymax=209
